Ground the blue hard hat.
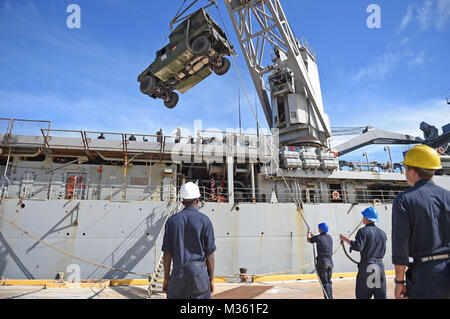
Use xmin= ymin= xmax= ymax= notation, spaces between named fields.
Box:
xmin=318 ymin=222 xmax=329 ymax=233
xmin=361 ymin=206 xmax=379 ymax=223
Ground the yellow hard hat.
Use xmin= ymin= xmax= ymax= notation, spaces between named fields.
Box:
xmin=403 ymin=145 xmax=442 ymax=170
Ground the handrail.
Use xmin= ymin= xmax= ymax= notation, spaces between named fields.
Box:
xmin=2 ymin=183 xmax=403 ymax=204
xmin=0 ymin=118 xmax=12 ymax=141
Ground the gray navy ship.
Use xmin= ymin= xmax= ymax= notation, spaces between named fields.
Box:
xmin=1 ymin=0 xmax=449 ymax=287
xmin=0 ymin=117 xmax=448 ymax=283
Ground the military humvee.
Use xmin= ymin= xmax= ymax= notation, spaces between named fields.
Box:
xmin=138 ymin=8 xmax=235 ymax=108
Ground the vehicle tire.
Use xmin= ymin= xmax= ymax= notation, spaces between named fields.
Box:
xmin=140 ymin=76 xmax=156 ymax=94
xmin=211 ymin=57 xmax=231 ymax=76
xmin=164 ymin=92 xmax=179 ymax=109
xmin=191 ymin=36 xmax=211 ymax=56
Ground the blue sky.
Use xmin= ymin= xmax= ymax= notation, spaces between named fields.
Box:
xmin=0 ymin=0 xmax=449 ymax=164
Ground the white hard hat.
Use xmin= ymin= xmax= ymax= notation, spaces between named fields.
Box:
xmin=179 ymin=182 xmax=201 ymax=200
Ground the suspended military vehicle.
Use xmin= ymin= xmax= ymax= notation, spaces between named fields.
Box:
xmin=138 ymin=8 xmax=235 ymax=108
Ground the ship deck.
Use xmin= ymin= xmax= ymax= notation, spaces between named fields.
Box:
xmin=0 ymin=275 xmax=395 ymax=299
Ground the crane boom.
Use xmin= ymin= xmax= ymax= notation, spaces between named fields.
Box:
xmin=224 ymin=0 xmax=331 ymax=147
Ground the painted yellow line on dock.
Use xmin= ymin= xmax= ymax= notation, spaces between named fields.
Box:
xmin=108 ymin=277 xmax=227 ymax=286
xmin=45 ymin=280 xmax=110 ymax=289
xmin=214 ymin=277 xmax=228 ymax=283
xmin=0 ymin=272 xmax=394 ymax=287
xmin=253 ymin=270 xmax=395 ymax=282
xmin=110 ymin=279 xmax=149 ymax=286
xmin=1 ymin=279 xmax=54 ymax=286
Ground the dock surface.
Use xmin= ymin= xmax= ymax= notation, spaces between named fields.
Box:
xmin=0 ymin=276 xmax=395 ymax=299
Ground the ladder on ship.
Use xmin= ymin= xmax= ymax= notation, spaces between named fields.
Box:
xmin=147 ymin=252 xmax=165 ymax=296
xmin=147 ymin=200 xmax=182 ymax=298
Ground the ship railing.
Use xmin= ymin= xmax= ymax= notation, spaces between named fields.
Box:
xmin=0 ymin=118 xmax=51 ymax=147
xmin=1 ymin=180 xmax=405 ymax=204
xmin=37 ymin=129 xmax=271 ymax=147
xmin=0 ymin=118 xmax=12 ymax=139
xmin=266 ymin=188 xmax=404 ymax=204
xmin=5 ymin=183 xmax=171 ymax=202
xmin=84 ymin=131 xmax=163 ymax=145
xmin=40 ymin=129 xmax=164 ymax=152
xmin=1 ymin=119 xmax=275 ymax=161
xmin=35 ymin=129 xmax=273 ymax=160
xmin=0 ymin=117 xmax=274 ymax=148
xmin=197 ymin=187 xmax=403 ymax=204
xmin=298 ymin=36 xmax=317 ymax=60
xmin=174 ymin=185 xmax=404 ymax=204
xmin=0 ymin=179 xmax=10 ymax=200
xmin=172 ymin=185 xmax=229 ymax=202
xmin=82 ymin=184 xmax=174 ymax=202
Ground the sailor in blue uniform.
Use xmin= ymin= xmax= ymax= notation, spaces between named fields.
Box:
xmin=308 ymin=222 xmax=334 ymax=299
xmin=162 ymin=182 xmax=216 ymax=299
xmin=392 ymin=145 xmax=450 ymax=299
xmin=340 ymin=207 xmax=387 ymax=299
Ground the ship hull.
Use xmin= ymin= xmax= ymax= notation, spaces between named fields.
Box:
xmin=0 ymin=199 xmax=393 ymax=280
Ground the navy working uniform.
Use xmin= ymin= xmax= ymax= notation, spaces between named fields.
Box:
xmin=309 ymin=232 xmax=334 ymax=299
xmin=350 ymin=223 xmax=387 ymax=299
xmin=392 ymin=179 xmax=450 ymax=299
xmin=162 ymin=206 xmax=216 ymax=299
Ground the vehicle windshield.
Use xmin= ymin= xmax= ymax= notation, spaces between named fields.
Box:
xmin=156 ymin=46 xmax=167 ymax=57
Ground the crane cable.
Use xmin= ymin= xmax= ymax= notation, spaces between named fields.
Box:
xmin=170 ymin=0 xmax=198 ymax=31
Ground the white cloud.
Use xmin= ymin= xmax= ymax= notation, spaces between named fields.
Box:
xmin=437 ymin=0 xmax=450 ymax=29
xmin=408 ymin=50 xmax=426 ymax=69
xmin=399 ymin=37 xmax=411 ymax=44
xmin=399 ymin=5 xmax=415 ymax=31
xmin=330 ymin=97 xmax=449 ymax=161
xmin=354 ymin=48 xmax=400 ymax=82
xmin=353 ymin=45 xmax=427 ymax=82
xmin=332 ymin=97 xmax=449 ymax=138
xmin=398 ymin=0 xmax=450 ymax=32
xmin=417 ymin=0 xmax=435 ymax=30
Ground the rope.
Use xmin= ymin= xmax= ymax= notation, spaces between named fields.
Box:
xmin=341 ymin=241 xmax=359 ymax=264
xmin=173 ymin=0 xmax=189 ymax=22
xmin=170 ymin=0 xmax=198 ymax=31
xmin=339 ymin=208 xmax=371 ymax=265
xmin=312 ymin=243 xmax=329 ymax=299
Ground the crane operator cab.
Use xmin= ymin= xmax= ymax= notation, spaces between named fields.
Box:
xmin=138 ymin=8 xmax=235 ymax=109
